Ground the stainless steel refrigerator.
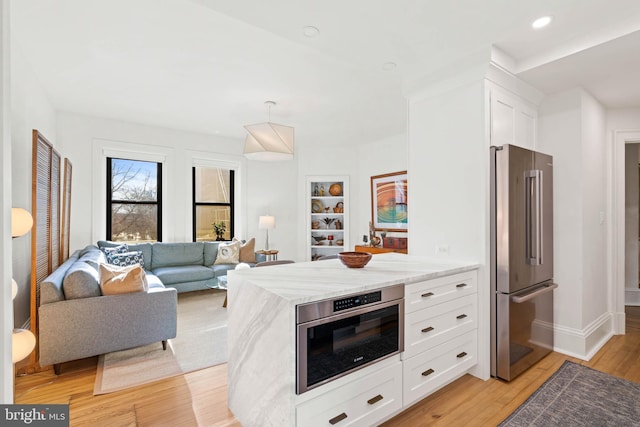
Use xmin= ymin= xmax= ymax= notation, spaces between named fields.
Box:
xmin=490 ymin=144 xmax=558 ymax=381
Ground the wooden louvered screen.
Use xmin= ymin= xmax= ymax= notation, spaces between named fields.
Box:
xmin=60 ymin=159 xmax=72 ymax=263
xmin=30 ymin=130 xmax=61 ymax=368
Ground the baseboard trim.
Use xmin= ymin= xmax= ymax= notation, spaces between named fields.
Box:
xmin=625 ymin=288 xmax=640 ymax=306
xmin=553 ymin=312 xmax=613 ymax=360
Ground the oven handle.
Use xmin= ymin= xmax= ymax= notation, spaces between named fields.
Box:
xmin=511 ymin=283 xmax=557 ymax=304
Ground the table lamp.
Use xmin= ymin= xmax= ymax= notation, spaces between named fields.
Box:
xmin=259 ymin=215 xmax=275 ymax=251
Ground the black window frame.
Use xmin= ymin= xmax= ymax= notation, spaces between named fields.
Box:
xmin=192 ymin=166 xmax=235 ymax=242
xmin=106 ymin=157 xmax=163 ymax=242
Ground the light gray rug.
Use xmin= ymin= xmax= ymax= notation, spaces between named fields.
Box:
xmin=94 ymin=289 xmax=228 ymax=395
xmin=500 ymin=361 xmax=640 ymax=426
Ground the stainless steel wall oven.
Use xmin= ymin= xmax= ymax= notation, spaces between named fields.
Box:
xmin=296 ymin=284 xmax=404 ymax=394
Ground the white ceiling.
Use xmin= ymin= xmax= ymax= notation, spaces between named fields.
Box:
xmin=10 ymin=0 xmax=640 ymax=147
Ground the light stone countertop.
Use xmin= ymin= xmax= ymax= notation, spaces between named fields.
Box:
xmin=227 ymin=252 xmax=480 ymax=305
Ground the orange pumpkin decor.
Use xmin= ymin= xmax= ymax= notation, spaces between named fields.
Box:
xmin=329 ymin=183 xmax=342 ymax=196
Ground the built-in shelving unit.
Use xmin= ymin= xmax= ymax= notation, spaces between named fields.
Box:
xmin=306 ymin=176 xmax=349 ymax=261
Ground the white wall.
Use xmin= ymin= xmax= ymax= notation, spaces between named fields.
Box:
xmin=10 ymin=32 xmax=57 ymax=327
xmin=579 ymin=91 xmax=608 ymax=349
xmin=1 ymin=0 xmax=13 ymax=403
xmin=406 ymin=74 xmax=488 ymax=381
xmin=408 ymin=81 xmax=486 ymax=261
xmin=56 ymin=112 xmax=302 ymax=257
xmin=354 ymin=134 xmax=408 ymax=244
xmin=537 ymin=88 xmax=609 ymax=357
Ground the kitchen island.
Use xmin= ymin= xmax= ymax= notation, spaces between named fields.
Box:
xmin=227 ymin=253 xmax=479 ymax=427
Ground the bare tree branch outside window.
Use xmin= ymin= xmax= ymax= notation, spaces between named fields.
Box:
xmin=108 ymin=158 xmax=161 ymax=242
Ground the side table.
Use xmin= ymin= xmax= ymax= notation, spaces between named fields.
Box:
xmin=257 ymin=249 xmax=279 ymax=261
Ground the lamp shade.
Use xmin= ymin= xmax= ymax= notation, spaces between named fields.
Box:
xmin=11 ymin=208 xmax=33 ymax=238
xmin=12 ymin=328 xmax=36 ymax=363
xmin=259 ymin=215 xmax=276 ymax=230
xmin=243 ymin=122 xmax=294 ymax=161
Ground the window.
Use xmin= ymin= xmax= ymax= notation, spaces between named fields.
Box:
xmin=193 ymin=166 xmax=234 ymax=241
xmin=107 ymin=158 xmax=162 ymax=242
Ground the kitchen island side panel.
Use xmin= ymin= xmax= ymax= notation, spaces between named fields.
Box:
xmin=227 ymin=274 xmax=296 ymax=427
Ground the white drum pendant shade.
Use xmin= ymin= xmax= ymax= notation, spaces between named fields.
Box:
xmin=243 ymin=122 xmax=294 ymax=161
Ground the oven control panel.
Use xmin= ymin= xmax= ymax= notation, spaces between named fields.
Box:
xmin=333 ymin=291 xmax=382 ymax=312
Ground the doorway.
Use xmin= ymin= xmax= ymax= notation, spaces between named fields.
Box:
xmin=613 ymin=131 xmax=640 ymax=334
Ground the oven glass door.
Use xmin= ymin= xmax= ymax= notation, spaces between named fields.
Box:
xmin=297 ymin=300 xmax=402 ymax=394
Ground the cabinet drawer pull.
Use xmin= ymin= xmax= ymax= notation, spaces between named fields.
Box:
xmin=421 ymin=326 xmax=434 ymax=333
xmin=421 ymin=292 xmax=434 ymax=298
xmin=421 ymin=368 xmax=435 ymax=377
xmin=456 ymin=283 xmax=467 ymax=288
xmin=329 ymin=413 xmax=348 ymax=425
xmin=457 ymin=351 xmax=468 ymax=358
xmin=367 ymin=394 xmax=384 ymax=405
xmin=456 ymin=314 xmax=468 ymax=320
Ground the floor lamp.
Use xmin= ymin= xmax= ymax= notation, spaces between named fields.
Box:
xmin=11 ymin=208 xmax=36 ymax=396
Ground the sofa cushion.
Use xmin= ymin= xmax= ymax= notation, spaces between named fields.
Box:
xmin=145 ymin=273 xmax=165 ymax=290
xmin=203 ymin=242 xmax=219 ymax=266
xmin=214 ymin=240 xmax=240 ymax=265
xmin=99 ymin=263 xmax=148 ymax=295
xmin=78 ymin=248 xmax=107 ymax=271
xmin=211 ymin=264 xmax=237 ymax=277
xmin=107 ymin=250 xmax=145 ymax=268
xmin=233 ymin=237 xmax=256 ymax=263
xmin=152 ymin=242 xmax=204 ymax=268
xmin=63 ymin=262 xmax=102 ymax=300
xmin=127 ymin=243 xmax=153 ymax=268
xmin=152 ymin=265 xmax=215 ymax=285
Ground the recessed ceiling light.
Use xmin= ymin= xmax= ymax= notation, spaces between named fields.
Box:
xmin=382 ymin=62 xmax=397 ymax=71
xmin=303 ymin=26 xmax=319 ymax=38
xmin=532 ymin=16 xmax=552 ymax=29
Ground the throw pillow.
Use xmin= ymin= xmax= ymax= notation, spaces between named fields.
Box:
xmin=100 ymin=243 xmax=129 ymax=256
xmin=233 ymin=237 xmax=256 ymax=263
xmin=214 ymin=240 xmax=241 ymax=265
xmin=107 ymin=250 xmax=145 ymax=268
xmin=99 ymin=263 xmax=148 ymax=295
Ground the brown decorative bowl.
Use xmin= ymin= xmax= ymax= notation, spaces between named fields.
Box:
xmin=338 ymin=251 xmax=372 ymax=268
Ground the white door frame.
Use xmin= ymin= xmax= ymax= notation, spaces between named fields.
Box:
xmin=611 ymin=130 xmax=640 ymax=334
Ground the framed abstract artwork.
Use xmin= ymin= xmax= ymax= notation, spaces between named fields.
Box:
xmin=370 ymin=171 xmax=408 ymax=232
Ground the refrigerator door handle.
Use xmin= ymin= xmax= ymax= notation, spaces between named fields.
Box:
xmin=511 ymin=283 xmax=557 ymax=304
xmin=525 ymin=170 xmax=543 ymax=265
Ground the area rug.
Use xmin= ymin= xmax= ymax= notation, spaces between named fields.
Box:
xmin=499 ymin=360 xmax=640 ymax=426
xmin=94 ymin=289 xmax=228 ymax=395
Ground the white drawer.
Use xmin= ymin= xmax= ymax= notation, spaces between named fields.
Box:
xmin=403 ymin=330 xmax=477 ymax=407
xmin=405 ymin=271 xmax=477 ymax=314
xmin=403 ymin=294 xmax=477 ymax=359
xmin=296 ymin=361 xmax=403 ymax=427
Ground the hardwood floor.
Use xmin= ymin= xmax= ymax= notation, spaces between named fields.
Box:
xmin=15 ymin=308 xmax=640 ymax=427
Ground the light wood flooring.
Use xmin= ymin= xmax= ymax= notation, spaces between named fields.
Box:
xmin=15 ymin=306 xmax=640 ymax=427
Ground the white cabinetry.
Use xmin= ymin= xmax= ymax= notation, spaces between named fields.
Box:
xmin=402 ymin=270 xmax=478 ymax=407
xmin=306 ymin=176 xmax=349 ymax=261
xmin=296 ymin=361 xmax=403 ymax=427
xmin=293 ymin=269 xmax=479 ymax=426
xmin=489 ymin=84 xmax=537 ymax=149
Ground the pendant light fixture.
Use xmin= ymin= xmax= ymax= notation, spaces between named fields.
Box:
xmin=243 ymin=101 xmax=294 ymax=161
